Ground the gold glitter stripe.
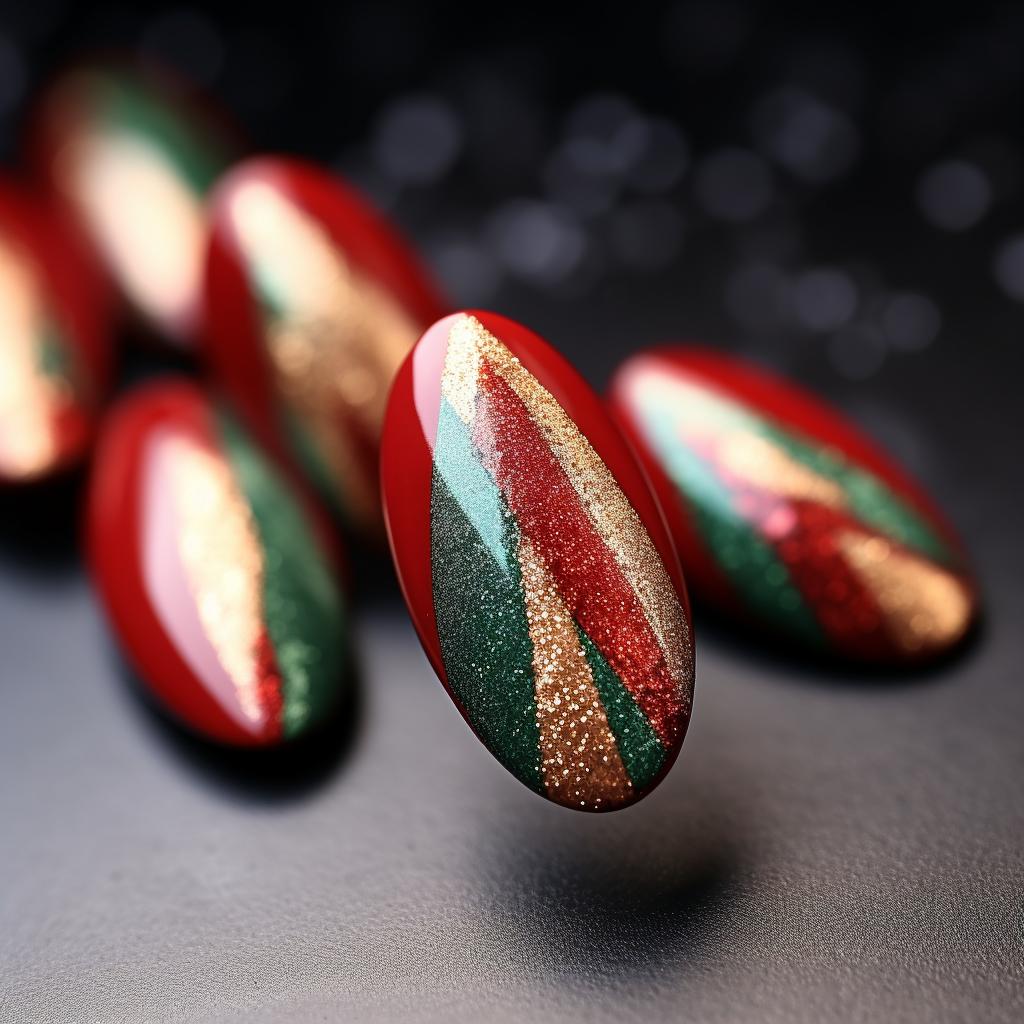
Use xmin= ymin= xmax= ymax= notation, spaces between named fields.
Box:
xmin=0 ymin=237 xmax=70 ymax=478
xmin=64 ymin=128 xmax=207 ymax=331
xmin=635 ymin=371 xmax=848 ymax=506
xmin=438 ymin=319 xmax=481 ymax=425
xmin=444 ymin=315 xmax=692 ymax=700
xmin=836 ymin=531 xmax=972 ymax=655
xmin=229 ymin=181 xmax=421 ymax=528
xmin=270 ymin=316 xmax=377 ymax=525
xmin=712 ymin=431 xmax=847 ymax=506
xmin=518 ymin=535 xmax=633 ymax=810
xmin=168 ymin=434 xmax=277 ymax=726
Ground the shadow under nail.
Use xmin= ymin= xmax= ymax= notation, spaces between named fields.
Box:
xmin=467 ymin=800 xmax=745 ymax=987
xmin=0 ymin=467 xmax=85 ymax=578
xmin=691 ymin=599 xmax=985 ymax=689
xmin=110 ymin=642 xmax=365 ymax=807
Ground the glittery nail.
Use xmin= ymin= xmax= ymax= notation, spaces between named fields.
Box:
xmin=0 ymin=181 xmax=109 ymax=483
xmin=610 ymin=347 xmax=978 ymax=663
xmin=31 ymin=61 xmax=235 ymax=346
xmin=87 ymin=380 xmax=348 ymax=745
xmin=203 ymin=157 xmax=447 ymax=534
xmin=382 ymin=312 xmax=695 ymax=810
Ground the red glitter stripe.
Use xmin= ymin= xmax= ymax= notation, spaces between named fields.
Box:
xmin=770 ymin=503 xmax=904 ymax=661
xmin=474 ymin=360 xmax=683 ymax=746
xmin=253 ymin=630 xmax=286 ymax=739
xmin=690 ymin=434 xmax=906 ymax=660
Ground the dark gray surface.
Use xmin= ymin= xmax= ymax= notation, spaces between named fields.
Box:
xmin=2 ymin=4 xmax=1023 ymax=1020
xmin=1 ymin=322 xmax=1023 ymax=1023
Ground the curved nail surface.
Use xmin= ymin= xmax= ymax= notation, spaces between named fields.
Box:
xmin=382 ymin=312 xmax=695 ymax=810
xmin=31 ymin=61 xmax=235 ymax=346
xmin=204 ymin=156 xmax=448 ymax=533
xmin=610 ymin=347 xmax=978 ymax=664
xmin=87 ymin=380 xmax=348 ymax=745
xmin=0 ymin=181 xmax=110 ymax=483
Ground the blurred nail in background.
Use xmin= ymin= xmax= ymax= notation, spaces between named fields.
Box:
xmin=2 ymin=4 xmax=1023 ymax=1022
xmin=1 ymin=4 xmax=1019 ymax=394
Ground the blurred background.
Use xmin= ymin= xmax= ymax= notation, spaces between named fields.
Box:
xmin=1 ymin=1 xmax=1021 ymax=392
xmin=2 ymin=3 xmax=1022 ymax=1022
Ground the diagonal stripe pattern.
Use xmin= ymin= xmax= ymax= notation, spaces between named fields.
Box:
xmin=162 ymin=414 xmax=347 ymax=740
xmin=624 ymin=363 xmax=973 ymax=659
xmin=429 ymin=315 xmax=693 ymax=809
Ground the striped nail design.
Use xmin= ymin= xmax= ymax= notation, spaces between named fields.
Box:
xmin=88 ymin=381 xmax=348 ymax=745
xmin=382 ymin=313 xmax=694 ymax=810
xmin=203 ymin=158 xmax=447 ymax=534
xmin=0 ymin=182 xmax=109 ymax=482
xmin=610 ymin=347 xmax=978 ymax=663
xmin=32 ymin=62 xmax=234 ymax=345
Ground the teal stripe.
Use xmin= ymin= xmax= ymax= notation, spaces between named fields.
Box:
xmin=430 ymin=402 xmax=543 ymax=791
xmin=641 ymin=391 xmax=825 ymax=646
xmin=251 ymin=264 xmax=292 ymax=324
xmin=36 ymin=317 xmax=72 ymax=380
xmin=642 ymin=371 xmax=954 ymax=566
xmin=433 ymin=399 xmax=512 ymax=572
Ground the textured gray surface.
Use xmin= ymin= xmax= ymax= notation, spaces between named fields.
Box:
xmin=2 ymin=4 xmax=1023 ymax=1019
xmin=2 ymin=284 xmax=1023 ymax=1023
xmin=1 ymin=385 xmax=1023 ymax=1023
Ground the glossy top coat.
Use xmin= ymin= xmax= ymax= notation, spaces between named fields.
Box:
xmin=0 ymin=181 xmax=110 ymax=482
xmin=610 ymin=347 xmax=978 ymax=663
xmin=87 ymin=380 xmax=348 ymax=745
xmin=382 ymin=312 xmax=694 ymax=810
xmin=203 ymin=156 xmax=448 ymax=534
xmin=31 ymin=61 xmax=235 ymax=345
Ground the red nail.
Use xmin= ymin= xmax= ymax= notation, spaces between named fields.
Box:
xmin=203 ymin=156 xmax=448 ymax=534
xmin=609 ymin=346 xmax=979 ymax=663
xmin=0 ymin=179 xmax=111 ymax=483
xmin=30 ymin=61 xmax=237 ymax=347
xmin=382 ymin=312 xmax=695 ymax=810
xmin=87 ymin=379 xmax=349 ymax=745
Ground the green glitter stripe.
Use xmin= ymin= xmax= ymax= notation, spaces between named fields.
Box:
xmin=249 ymin=276 xmax=345 ymax=522
xmin=642 ymin=401 xmax=825 ymax=646
xmin=576 ymin=625 xmax=665 ymax=789
xmin=279 ymin=406 xmax=349 ymax=524
xmin=761 ymin=425 xmax=955 ymax=565
xmin=431 ymin=401 xmax=543 ymax=791
xmin=241 ymin=249 xmax=354 ymax=524
xmin=98 ymin=74 xmax=227 ymax=193
xmin=643 ymin=372 xmax=954 ymax=566
xmin=218 ymin=410 xmax=347 ymax=738
xmin=36 ymin=318 xmax=77 ymax=387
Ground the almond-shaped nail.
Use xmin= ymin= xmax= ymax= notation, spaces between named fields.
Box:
xmin=610 ymin=347 xmax=978 ymax=663
xmin=0 ymin=180 xmax=110 ymax=483
xmin=203 ymin=156 xmax=447 ymax=534
xmin=31 ymin=61 xmax=236 ymax=346
xmin=87 ymin=380 xmax=349 ymax=745
xmin=382 ymin=312 xmax=695 ymax=810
